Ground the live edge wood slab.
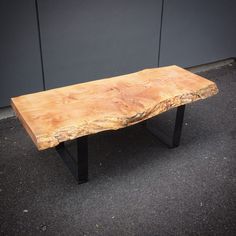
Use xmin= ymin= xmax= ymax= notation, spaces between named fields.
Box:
xmin=11 ymin=65 xmax=218 ymax=150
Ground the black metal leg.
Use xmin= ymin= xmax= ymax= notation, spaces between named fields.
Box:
xmin=76 ymin=136 xmax=88 ymax=184
xmin=55 ymin=136 xmax=88 ymax=184
xmin=146 ymin=105 xmax=186 ymax=148
xmin=172 ymin=105 xmax=185 ymax=148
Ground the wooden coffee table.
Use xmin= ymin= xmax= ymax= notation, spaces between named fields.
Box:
xmin=11 ymin=65 xmax=218 ymax=183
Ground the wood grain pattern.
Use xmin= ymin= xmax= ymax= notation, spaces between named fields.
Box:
xmin=11 ymin=65 xmax=218 ymax=150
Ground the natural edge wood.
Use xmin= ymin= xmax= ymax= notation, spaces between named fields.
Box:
xmin=11 ymin=66 xmax=219 ymax=150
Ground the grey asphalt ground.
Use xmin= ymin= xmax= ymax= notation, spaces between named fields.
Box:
xmin=0 ymin=63 xmax=236 ymax=235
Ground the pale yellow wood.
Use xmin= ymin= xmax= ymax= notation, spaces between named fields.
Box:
xmin=11 ymin=65 xmax=218 ymax=150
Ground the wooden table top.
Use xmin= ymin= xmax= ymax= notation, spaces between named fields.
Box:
xmin=11 ymin=65 xmax=218 ymax=150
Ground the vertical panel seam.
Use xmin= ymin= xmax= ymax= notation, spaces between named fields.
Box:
xmin=35 ymin=0 xmax=46 ymax=90
xmin=157 ymin=0 xmax=165 ymax=67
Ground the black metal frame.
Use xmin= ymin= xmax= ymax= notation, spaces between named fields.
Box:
xmin=55 ymin=105 xmax=185 ymax=184
xmin=55 ymin=136 xmax=88 ymax=184
xmin=146 ymin=105 xmax=186 ymax=148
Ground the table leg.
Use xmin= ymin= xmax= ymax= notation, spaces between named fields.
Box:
xmin=55 ymin=136 xmax=88 ymax=184
xmin=146 ymin=105 xmax=186 ymax=148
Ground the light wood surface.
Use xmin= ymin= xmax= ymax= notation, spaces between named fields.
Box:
xmin=11 ymin=65 xmax=218 ymax=150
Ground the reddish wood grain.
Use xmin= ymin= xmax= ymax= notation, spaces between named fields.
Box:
xmin=11 ymin=65 xmax=218 ymax=150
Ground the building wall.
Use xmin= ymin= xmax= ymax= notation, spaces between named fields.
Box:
xmin=38 ymin=0 xmax=162 ymax=89
xmin=0 ymin=0 xmax=235 ymax=107
xmin=0 ymin=0 xmax=44 ymax=107
xmin=159 ymin=0 xmax=236 ymax=67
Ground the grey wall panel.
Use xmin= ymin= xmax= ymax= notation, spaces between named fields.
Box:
xmin=0 ymin=0 xmax=44 ymax=107
xmin=159 ymin=0 xmax=236 ymax=67
xmin=38 ymin=0 xmax=162 ymax=89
